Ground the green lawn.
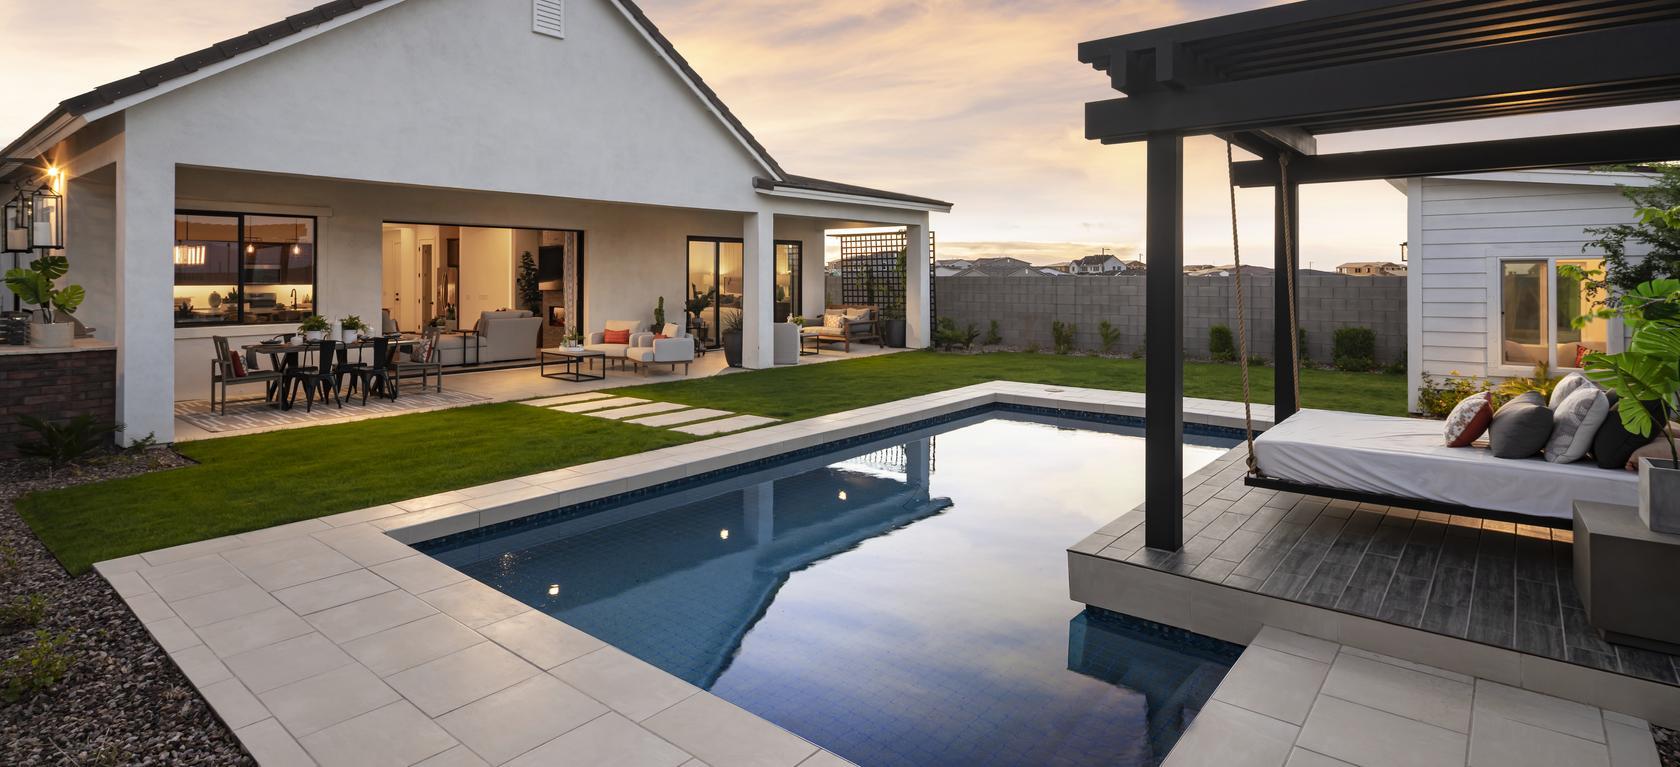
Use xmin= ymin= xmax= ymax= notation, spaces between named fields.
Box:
xmin=616 ymin=350 xmax=1408 ymax=420
xmin=20 ymin=351 xmax=1403 ymax=575
xmin=20 ymin=404 xmax=693 ymax=574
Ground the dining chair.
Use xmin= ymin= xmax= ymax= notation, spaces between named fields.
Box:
xmin=284 ymin=339 xmax=343 ymax=412
xmin=347 ymin=337 xmax=396 ymax=404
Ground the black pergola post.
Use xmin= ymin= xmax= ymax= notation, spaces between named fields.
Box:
xmin=1273 ymin=178 xmax=1299 ymax=420
xmin=1145 ymin=132 xmax=1184 ymax=552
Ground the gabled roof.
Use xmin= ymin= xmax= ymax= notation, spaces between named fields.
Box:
xmin=1074 ymin=254 xmax=1119 ymax=266
xmin=4 ymin=0 xmax=950 ymax=211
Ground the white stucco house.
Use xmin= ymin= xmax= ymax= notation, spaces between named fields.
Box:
xmin=1400 ymin=168 xmax=1654 ymax=411
xmin=0 ymin=0 xmax=950 ymax=445
xmin=1069 ymin=254 xmax=1125 ymax=274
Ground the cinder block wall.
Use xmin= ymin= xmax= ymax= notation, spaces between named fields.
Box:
xmin=931 ymin=274 xmax=1406 ymax=364
xmin=0 ymin=348 xmax=119 ymax=457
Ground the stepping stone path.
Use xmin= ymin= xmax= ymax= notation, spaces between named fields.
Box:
xmin=519 ymin=393 xmax=777 ymax=436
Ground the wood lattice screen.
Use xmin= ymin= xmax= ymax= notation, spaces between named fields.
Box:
xmin=834 ymin=229 xmax=936 ymax=320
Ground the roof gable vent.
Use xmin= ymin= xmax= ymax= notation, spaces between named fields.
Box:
xmin=533 ymin=0 xmax=564 ymax=39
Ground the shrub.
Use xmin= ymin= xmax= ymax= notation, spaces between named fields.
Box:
xmin=1050 ymin=321 xmax=1077 ymax=355
xmin=1494 ymin=362 xmax=1561 ymax=404
xmin=0 ymin=594 xmax=47 ymax=632
xmin=1297 ymin=328 xmax=1310 ymax=363
xmin=1208 ymin=325 xmax=1236 ymax=362
xmin=1247 ymin=355 xmax=1269 ymax=368
xmin=1383 ymin=352 xmax=1407 ymax=376
xmin=1098 ymin=321 xmax=1122 ymax=355
xmin=1 ymin=630 xmax=74 ymax=703
xmin=1332 ymin=327 xmax=1377 ymax=371
xmin=1024 ymin=341 xmax=1041 ymax=354
xmin=983 ymin=320 xmax=1003 ymax=347
xmin=17 ymin=415 xmax=120 ymax=470
xmin=1417 ymin=372 xmax=1489 ymax=418
xmin=932 ymin=318 xmax=979 ymax=352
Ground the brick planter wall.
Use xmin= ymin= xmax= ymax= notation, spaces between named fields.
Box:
xmin=0 ymin=348 xmax=118 ymax=458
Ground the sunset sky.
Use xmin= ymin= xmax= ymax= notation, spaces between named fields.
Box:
xmin=4 ymin=0 xmax=1677 ymax=267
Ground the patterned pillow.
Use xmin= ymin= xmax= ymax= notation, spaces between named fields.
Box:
xmin=1545 ymin=386 xmax=1610 ymax=463
xmin=1443 ymin=392 xmax=1493 ymax=447
xmin=412 ymin=336 xmax=434 ymax=363
xmin=823 ymin=312 xmax=846 ymax=330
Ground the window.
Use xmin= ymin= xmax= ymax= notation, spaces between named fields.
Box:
xmin=1498 ymin=258 xmax=1607 ymax=369
xmin=775 ymin=241 xmax=801 ymax=322
xmin=174 ymin=212 xmax=317 ymax=327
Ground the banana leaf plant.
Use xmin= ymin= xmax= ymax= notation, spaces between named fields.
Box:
xmin=4 ymin=255 xmax=84 ymax=324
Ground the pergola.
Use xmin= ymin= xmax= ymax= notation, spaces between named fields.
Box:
xmin=1079 ymin=0 xmax=1680 ymax=551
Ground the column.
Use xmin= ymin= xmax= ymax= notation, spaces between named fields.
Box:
xmin=905 ymin=220 xmax=931 ymax=348
xmin=905 ymin=438 xmax=931 ymax=505
xmin=1144 ymin=133 xmax=1184 ymax=552
xmin=114 ymin=141 xmax=177 ymax=445
xmin=743 ymin=481 xmax=774 ymax=547
xmin=1274 ymin=177 xmax=1300 ymax=419
xmin=742 ymin=210 xmax=774 ymax=369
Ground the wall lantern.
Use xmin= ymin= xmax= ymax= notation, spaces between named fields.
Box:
xmin=2 ymin=191 xmax=27 ymax=253
xmin=27 ymin=177 xmax=64 ymax=251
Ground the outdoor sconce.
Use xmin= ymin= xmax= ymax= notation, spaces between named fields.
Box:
xmin=27 ymin=178 xmax=64 ymax=250
xmin=2 ymin=191 xmax=27 ymax=253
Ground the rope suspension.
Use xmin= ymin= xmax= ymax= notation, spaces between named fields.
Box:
xmin=1225 ymin=142 xmax=1258 ymax=475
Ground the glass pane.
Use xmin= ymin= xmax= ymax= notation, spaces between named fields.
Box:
xmin=718 ymin=241 xmax=743 ymax=339
xmin=687 ymin=240 xmax=718 ymax=346
xmin=1501 ymin=261 xmax=1547 ymax=366
xmin=244 ymin=216 xmax=315 ymax=325
xmin=775 ymin=242 xmax=800 ymax=322
xmin=1557 ymin=259 xmax=1608 ymax=368
xmin=173 ymin=213 xmax=241 ymax=326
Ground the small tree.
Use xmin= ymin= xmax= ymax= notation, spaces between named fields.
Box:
xmin=1208 ymin=325 xmax=1236 ymax=362
xmin=516 ymin=251 xmax=541 ymax=315
xmin=1051 ymin=321 xmax=1077 ymax=355
xmin=1582 ymin=165 xmax=1680 ymax=297
xmin=983 ymin=319 xmax=1003 ymax=347
xmin=1098 ymin=320 xmax=1122 ymax=355
xmin=1333 ymin=327 xmax=1377 ymax=371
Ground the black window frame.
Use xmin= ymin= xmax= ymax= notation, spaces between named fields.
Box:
xmin=173 ymin=209 xmax=319 ymax=328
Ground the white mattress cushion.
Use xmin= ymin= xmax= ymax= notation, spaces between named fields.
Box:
xmin=1254 ymin=409 xmax=1637 ymax=521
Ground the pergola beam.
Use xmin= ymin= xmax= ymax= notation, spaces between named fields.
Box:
xmin=1086 ymin=19 xmax=1680 ymax=143
xmin=1230 ymin=124 xmax=1680 ymax=187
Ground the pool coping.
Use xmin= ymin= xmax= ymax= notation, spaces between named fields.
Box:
xmin=93 ymin=381 xmax=1273 ymax=767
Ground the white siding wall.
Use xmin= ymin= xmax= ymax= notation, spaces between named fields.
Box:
xmin=1407 ymin=171 xmax=1652 ymax=411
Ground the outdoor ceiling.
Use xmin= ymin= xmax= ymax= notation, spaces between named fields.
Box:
xmin=1079 ymin=0 xmax=1680 ymax=146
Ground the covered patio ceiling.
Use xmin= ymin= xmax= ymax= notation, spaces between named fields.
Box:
xmin=1079 ymin=0 xmax=1680 ymax=551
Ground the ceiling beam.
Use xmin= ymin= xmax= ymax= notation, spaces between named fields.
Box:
xmin=1228 ymin=124 xmax=1680 ymax=187
xmin=1086 ymin=19 xmax=1680 ymax=143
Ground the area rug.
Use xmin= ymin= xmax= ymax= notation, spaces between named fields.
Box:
xmin=175 ymin=389 xmax=489 ymax=433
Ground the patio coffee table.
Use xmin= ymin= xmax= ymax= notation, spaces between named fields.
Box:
xmin=541 ymin=347 xmax=606 ymax=381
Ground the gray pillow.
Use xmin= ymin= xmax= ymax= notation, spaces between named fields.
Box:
xmin=1489 ymin=391 xmax=1553 ymax=459
xmin=1545 ymin=386 xmax=1609 ymax=463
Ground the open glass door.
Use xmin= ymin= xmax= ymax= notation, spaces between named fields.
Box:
xmin=687 ymin=238 xmax=743 ymax=348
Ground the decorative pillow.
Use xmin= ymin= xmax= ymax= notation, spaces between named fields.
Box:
xmin=1544 ymin=386 xmax=1609 ymax=463
xmin=1443 ymin=392 xmax=1494 ymax=447
xmin=1593 ymin=395 xmax=1666 ymax=470
xmin=412 ymin=337 xmax=434 ymax=363
xmin=1549 ymin=371 xmax=1596 ymax=410
xmin=845 ymin=307 xmax=873 ymax=322
xmin=227 ymin=352 xmax=248 ymax=378
xmin=602 ymin=328 xmax=631 ymax=344
xmin=662 ymin=323 xmax=681 ymax=338
xmin=1627 ymin=435 xmax=1679 ymax=470
xmin=1572 ymin=345 xmax=1592 ymax=368
xmin=823 ymin=312 xmax=846 ymax=330
xmin=1488 ymin=391 xmax=1553 ymax=459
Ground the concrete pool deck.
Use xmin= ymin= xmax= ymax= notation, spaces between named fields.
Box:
xmin=103 ymin=381 xmax=1262 ymax=766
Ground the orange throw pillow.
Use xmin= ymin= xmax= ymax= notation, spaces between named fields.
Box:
xmin=603 ymin=329 xmax=630 ymax=344
xmin=1444 ymin=392 xmax=1494 ymax=447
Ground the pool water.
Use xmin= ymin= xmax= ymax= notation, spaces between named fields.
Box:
xmin=424 ymin=413 xmax=1240 ymax=766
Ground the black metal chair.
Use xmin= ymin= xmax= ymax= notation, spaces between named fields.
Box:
xmin=346 ymin=337 xmax=397 ymax=404
xmin=209 ymin=336 xmax=282 ymax=414
xmin=284 ymin=339 xmax=343 ymax=412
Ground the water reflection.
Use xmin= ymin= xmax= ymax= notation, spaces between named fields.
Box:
xmin=431 ymin=415 xmax=1235 ymax=766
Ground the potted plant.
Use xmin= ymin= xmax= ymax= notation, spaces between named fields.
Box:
xmin=339 ymin=315 xmax=368 ymax=343
xmin=298 ymin=315 xmax=331 ymax=342
xmin=653 ymin=296 xmax=666 ymax=332
xmin=879 ymin=250 xmax=909 ymax=347
xmin=4 ymin=255 xmax=83 ymax=349
xmin=516 ymin=251 xmax=541 ymax=315
xmin=1574 ymin=274 xmax=1680 ymax=532
xmin=564 ymin=329 xmax=584 ymax=350
xmin=721 ymin=309 xmax=745 ymax=368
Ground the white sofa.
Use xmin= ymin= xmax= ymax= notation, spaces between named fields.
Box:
xmin=585 ymin=320 xmax=645 ymax=361
xmin=627 ymin=323 xmax=695 ymax=374
xmin=473 ymin=310 xmax=543 ymax=363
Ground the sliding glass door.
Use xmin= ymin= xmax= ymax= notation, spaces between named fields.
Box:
xmin=687 ymin=237 xmax=743 ymax=348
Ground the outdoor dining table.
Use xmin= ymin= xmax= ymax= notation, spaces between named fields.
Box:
xmin=242 ymin=335 xmax=420 ymax=410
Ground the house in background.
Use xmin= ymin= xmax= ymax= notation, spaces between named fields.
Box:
xmin=1069 ymin=253 xmax=1126 ymax=274
xmin=0 ymin=0 xmax=949 ymax=444
xmin=949 ymin=257 xmax=1043 ymax=278
xmin=1401 ymin=168 xmax=1654 ymax=411
xmin=1336 ymin=261 xmax=1408 ymax=277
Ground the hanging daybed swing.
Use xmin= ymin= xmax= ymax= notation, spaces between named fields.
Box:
xmin=1219 ymin=143 xmax=1635 ymax=530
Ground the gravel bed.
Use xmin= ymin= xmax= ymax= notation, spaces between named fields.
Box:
xmin=0 ymin=450 xmax=254 ymax=766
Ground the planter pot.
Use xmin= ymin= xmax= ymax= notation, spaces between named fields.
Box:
xmin=29 ymin=321 xmax=72 ymax=349
xmin=303 ymin=330 xmax=324 ymax=342
xmin=882 ymin=318 xmax=907 ymax=348
xmin=1639 ymin=457 xmax=1680 ymax=534
xmin=722 ymin=330 xmax=743 ymax=368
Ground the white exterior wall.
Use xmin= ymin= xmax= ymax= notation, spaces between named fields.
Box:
xmin=1406 ymin=170 xmax=1652 ymax=411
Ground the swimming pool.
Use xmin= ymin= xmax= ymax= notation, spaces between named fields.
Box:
xmin=423 ymin=410 xmax=1240 ymax=766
